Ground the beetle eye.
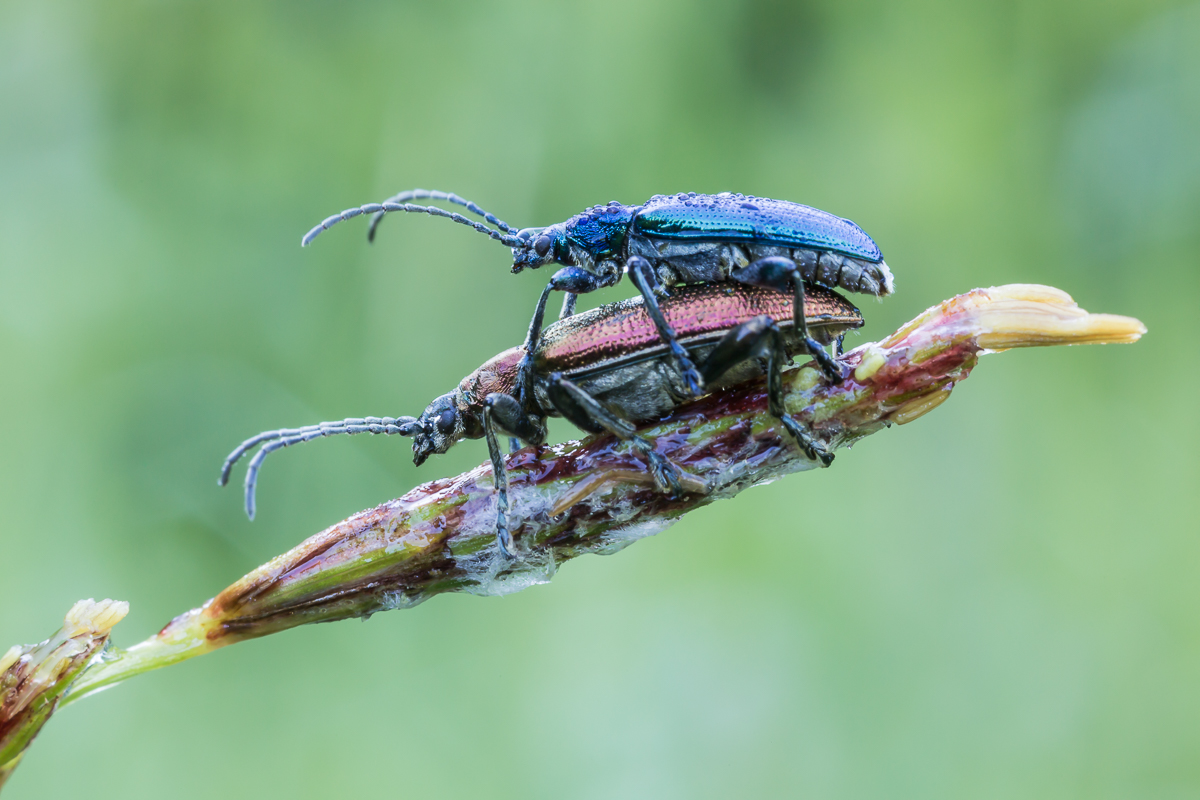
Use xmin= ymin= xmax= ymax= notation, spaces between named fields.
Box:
xmin=534 ymin=235 xmax=552 ymax=257
xmin=435 ymin=408 xmax=457 ymax=434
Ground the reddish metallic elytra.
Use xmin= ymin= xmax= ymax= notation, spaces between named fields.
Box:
xmin=452 ymin=283 xmax=861 ymax=423
xmin=536 ymin=283 xmax=861 ymax=373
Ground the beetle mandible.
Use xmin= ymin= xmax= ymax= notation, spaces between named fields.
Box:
xmin=301 ymin=190 xmax=892 ymax=404
xmin=220 ymin=282 xmax=864 ymax=557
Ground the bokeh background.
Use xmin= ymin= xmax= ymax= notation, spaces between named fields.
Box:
xmin=2 ymin=0 xmax=1198 ymax=797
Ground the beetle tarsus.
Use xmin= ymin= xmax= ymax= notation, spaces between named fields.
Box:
xmin=781 ymin=415 xmax=834 ymax=466
xmin=806 ymin=335 xmax=844 ymax=382
xmin=635 ymin=440 xmax=685 ymax=498
xmin=496 ymin=523 xmax=516 ymax=559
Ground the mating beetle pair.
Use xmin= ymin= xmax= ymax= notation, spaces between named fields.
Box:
xmin=302 ymin=189 xmax=891 ymax=404
xmin=221 ymin=282 xmax=864 ymax=557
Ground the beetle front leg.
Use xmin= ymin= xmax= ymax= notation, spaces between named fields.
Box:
xmin=730 ymin=256 xmax=843 ymax=382
xmin=625 ymin=256 xmax=704 ymax=396
xmin=696 ymin=316 xmax=833 ymax=466
xmin=545 ymin=373 xmax=686 ymax=498
xmin=517 ymin=267 xmax=617 ymax=408
xmin=559 ymin=292 xmax=578 ymax=320
xmin=486 ymin=391 xmax=546 ymax=447
xmin=482 ymin=394 xmax=525 ymax=558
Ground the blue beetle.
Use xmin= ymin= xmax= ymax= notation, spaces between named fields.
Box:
xmin=302 ymin=190 xmax=892 ymax=396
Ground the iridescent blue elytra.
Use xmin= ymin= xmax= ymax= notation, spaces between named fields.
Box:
xmin=633 ymin=193 xmax=883 ymax=262
xmin=303 ymin=188 xmax=892 ymax=398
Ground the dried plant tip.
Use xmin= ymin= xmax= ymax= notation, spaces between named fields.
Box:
xmin=1 ymin=600 xmax=128 ymax=790
xmin=882 ymin=284 xmax=1146 ymax=352
xmin=972 ymin=285 xmax=1146 ymax=349
xmin=64 ymin=599 xmax=130 ymax=638
xmin=0 ymin=649 xmax=20 ymax=679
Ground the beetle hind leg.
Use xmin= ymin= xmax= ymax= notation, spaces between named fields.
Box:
xmin=546 ymin=373 xmax=687 ymax=498
xmin=697 ymin=316 xmax=833 ymax=466
xmin=730 ymin=256 xmax=844 ymax=382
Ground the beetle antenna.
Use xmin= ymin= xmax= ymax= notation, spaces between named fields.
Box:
xmin=218 ymin=416 xmax=423 ymax=520
xmin=365 ymin=189 xmax=517 ymax=242
xmin=302 ymin=202 xmax=524 ymax=248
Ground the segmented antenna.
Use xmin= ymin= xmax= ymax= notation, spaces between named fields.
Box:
xmin=302 ymin=202 xmax=524 ymax=248
xmin=218 ymin=416 xmax=423 ymax=520
xmin=366 ymin=189 xmax=517 ymax=242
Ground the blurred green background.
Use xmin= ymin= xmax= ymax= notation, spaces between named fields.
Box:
xmin=2 ymin=0 xmax=1198 ymax=796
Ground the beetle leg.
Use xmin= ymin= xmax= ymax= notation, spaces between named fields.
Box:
xmin=696 ymin=316 xmax=833 ymax=466
xmin=835 ymin=334 xmax=845 ymax=357
xmin=625 ymin=256 xmax=704 ymax=397
xmin=482 ymin=391 xmax=552 ymax=558
xmin=559 ymin=292 xmax=578 ymax=320
xmin=696 ymin=315 xmax=774 ymax=385
xmin=767 ymin=338 xmax=834 ymax=467
xmin=730 ymin=256 xmax=844 ymax=382
xmin=517 ymin=267 xmax=617 ymax=408
xmin=485 ymin=391 xmax=546 ymax=446
xmin=545 ymin=373 xmax=685 ymax=498
xmin=481 ymin=399 xmax=515 ymax=558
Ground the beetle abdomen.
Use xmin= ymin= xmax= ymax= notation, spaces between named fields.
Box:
xmin=807 ymin=250 xmax=894 ymax=296
xmin=535 ymin=283 xmax=862 ymax=374
xmin=634 ymin=192 xmax=883 ymax=263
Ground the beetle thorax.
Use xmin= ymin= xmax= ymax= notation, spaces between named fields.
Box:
xmin=454 ymin=347 xmax=524 ymax=439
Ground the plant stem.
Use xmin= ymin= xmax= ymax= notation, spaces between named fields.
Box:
xmin=0 ymin=284 xmax=1145 ymax=792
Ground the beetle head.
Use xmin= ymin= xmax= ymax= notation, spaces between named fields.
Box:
xmin=410 ymin=392 xmax=467 ymax=466
xmin=511 ymin=225 xmax=568 ymax=273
